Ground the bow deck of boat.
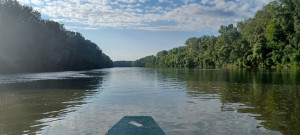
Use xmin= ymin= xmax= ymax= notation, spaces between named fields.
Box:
xmin=106 ymin=116 xmax=166 ymax=135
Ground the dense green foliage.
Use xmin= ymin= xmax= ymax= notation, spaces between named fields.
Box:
xmin=113 ymin=61 xmax=133 ymax=67
xmin=133 ymin=55 xmax=156 ymax=67
xmin=0 ymin=0 xmax=113 ymax=73
xmin=134 ymin=0 xmax=300 ymax=68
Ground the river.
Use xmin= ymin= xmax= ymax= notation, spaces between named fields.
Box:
xmin=0 ymin=67 xmax=299 ymax=135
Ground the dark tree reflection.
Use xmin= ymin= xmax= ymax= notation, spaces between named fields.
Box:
xmin=158 ymin=69 xmax=300 ymax=135
xmin=0 ymin=71 xmax=105 ymax=135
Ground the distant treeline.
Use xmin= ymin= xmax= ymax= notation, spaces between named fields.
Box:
xmin=113 ymin=61 xmax=134 ymax=67
xmin=0 ymin=0 xmax=113 ymax=73
xmin=134 ymin=0 xmax=300 ymax=68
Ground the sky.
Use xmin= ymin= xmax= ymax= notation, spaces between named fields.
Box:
xmin=18 ymin=0 xmax=273 ymax=61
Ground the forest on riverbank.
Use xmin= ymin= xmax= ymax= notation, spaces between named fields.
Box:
xmin=0 ymin=0 xmax=113 ymax=73
xmin=134 ymin=0 xmax=300 ymax=68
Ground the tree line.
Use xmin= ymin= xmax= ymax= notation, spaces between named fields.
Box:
xmin=113 ymin=61 xmax=134 ymax=67
xmin=133 ymin=0 xmax=300 ymax=68
xmin=0 ymin=0 xmax=113 ymax=73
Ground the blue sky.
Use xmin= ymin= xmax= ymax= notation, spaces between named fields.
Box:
xmin=18 ymin=0 xmax=272 ymax=61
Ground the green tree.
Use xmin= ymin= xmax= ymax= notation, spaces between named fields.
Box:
xmin=134 ymin=0 xmax=300 ymax=69
xmin=0 ymin=0 xmax=112 ymax=73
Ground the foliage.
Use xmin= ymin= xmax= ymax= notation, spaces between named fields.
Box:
xmin=0 ymin=0 xmax=113 ymax=73
xmin=133 ymin=55 xmax=156 ymax=67
xmin=113 ymin=61 xmax=134 ymax=67
xmin=134 ymin=0 xmax=300 ymax=68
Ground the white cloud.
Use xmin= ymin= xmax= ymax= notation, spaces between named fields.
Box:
xmin=158 ymin=0 xmax=168 ymax=3
xmin=31 ymin=0 xmax=44 ymax=5
xmin=17 ymin=0 xmax=30 ymax=4
xmin=182 ymin=0 xmax=194 ymax=4
xmin=17 ymin=0 xmax=273 ymax=31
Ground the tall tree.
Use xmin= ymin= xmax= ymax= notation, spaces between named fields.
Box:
xmin=0 ymin=0 xmax=112 ymax=73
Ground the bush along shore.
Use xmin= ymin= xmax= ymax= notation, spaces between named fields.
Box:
xmin=133 ymin=0 xmax=300 ymax=69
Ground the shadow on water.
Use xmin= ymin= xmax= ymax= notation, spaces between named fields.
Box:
xmin=0 ymin=70 xmax=106 ymax=135
xmin=157 ymin=68 xmax=300 ymax=135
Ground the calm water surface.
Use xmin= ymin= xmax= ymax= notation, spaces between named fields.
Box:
xmin=0 ymin=68 xmax=300 ymax=135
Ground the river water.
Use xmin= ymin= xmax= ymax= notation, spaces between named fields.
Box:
xmin=0 ymin=67 xmax=299 ymax=135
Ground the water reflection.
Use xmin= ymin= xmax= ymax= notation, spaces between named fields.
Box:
xmin=0 ymin=71 xmax=105 ymax=135
xmin=1 ymin=68 xmax=299 ymax=135
xmin=159 ymin=68 xmax=300 ymax=135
